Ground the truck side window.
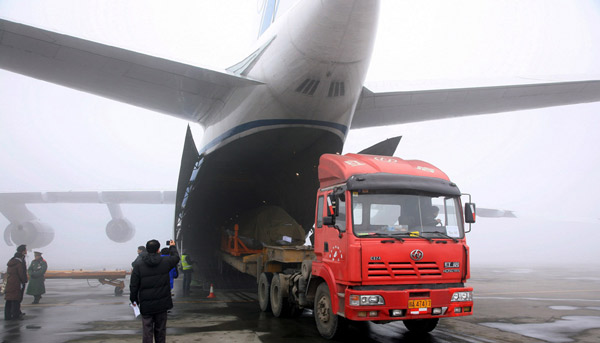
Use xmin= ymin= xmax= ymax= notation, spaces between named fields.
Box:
xmin=353 ymin=203 xmax=363 ymax=226
xmin=317 ymin=195 xmax=324 ymax=228
xmin=337 ymin=197 xmax=346 ymax=231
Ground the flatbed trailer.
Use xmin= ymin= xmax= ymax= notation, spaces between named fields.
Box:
xmin=45 ymin=270 xmax=128 ymax=296
xmin=220 ymin=245 xmax=315 ymax=278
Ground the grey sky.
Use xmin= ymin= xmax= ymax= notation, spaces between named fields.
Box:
xmin=1 ymin=0 xmax=599 ymax=269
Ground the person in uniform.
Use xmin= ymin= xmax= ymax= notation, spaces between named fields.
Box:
xmin=26 ymin=251 xmax=48 ymax=304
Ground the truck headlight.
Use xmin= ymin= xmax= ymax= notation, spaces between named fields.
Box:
xmin=451 ymin=291 xmax=472 ymax=302
xmin=349 ymin=294 xmax=385 ymax=306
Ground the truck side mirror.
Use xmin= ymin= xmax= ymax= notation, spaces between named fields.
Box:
xmin=465 ymin=203 xmax=476 ymax=224
xmin=324 ymin=193 xmax=344 ymax=237
xmin=323 ymin=194 xmax=337 ymax=226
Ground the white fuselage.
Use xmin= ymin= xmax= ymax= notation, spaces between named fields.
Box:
xmin=199 ymin=0 xmax=380 ymax=155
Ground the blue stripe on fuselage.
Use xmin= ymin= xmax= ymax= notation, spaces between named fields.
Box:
xmin=199 ymin=119 xmax=348 ymax=154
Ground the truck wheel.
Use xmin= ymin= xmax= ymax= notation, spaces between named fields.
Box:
xmin=403 ymin=318 xmax=439 ymax=334
xmin=270 ymin=273 xmax=291 ymax=317
xmin=314 ymin=282 xmax=344 ymax=339
xmin=258 ymin=272 xmax=273 ymax=312
xmin=301 ymin=260 xmax=312 ymax=279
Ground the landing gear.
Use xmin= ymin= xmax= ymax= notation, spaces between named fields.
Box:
xmin=403 ymin=318 xmax=439 ymax=334
xmin=114 ymin=286 xmax=124 ymax=296
xmin=314 ymin=282 xmax=344 ymax=339
xmin=258 ymin=272 xmax=273 ymax=312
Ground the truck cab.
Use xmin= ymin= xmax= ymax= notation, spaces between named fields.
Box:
xmin=310 ymin=153 xmax=475 ymax=338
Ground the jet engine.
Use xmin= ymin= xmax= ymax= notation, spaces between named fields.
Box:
xmin=4 ymin=220 xmax=55 ymax=248
xmin=105 ymin=218 xmax=135 ymax=243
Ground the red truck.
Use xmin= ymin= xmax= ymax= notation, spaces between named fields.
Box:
xmin=221 ymin=153 xmax=476 ymax=339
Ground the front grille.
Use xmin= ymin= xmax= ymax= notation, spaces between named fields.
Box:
xmin=367 ymin=261 xmax=442 ymax=279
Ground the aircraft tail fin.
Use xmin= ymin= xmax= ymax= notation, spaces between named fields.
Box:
xmin=358 ymin=136 xmax=402 ymax=156
xmin=258 ymin=0 xmax=279 ymax=37
xmin=257 ymin=0 xmax=297 ymax=38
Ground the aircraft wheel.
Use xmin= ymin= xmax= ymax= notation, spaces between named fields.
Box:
xmin=258 ymin=272 xmax=273 ymax=312
xmin=114 ymin=286 xmax=124 ymax=297
xmin=314 ymin=282 xmax=344 ymax=339
xmin=270 ymin=273 xmax=291 ymax=317
xmin=403 ymin=318 xmax=439 ymax=334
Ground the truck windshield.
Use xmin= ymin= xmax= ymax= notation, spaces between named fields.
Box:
xmin=350 ymin=192 xmax=464 ymax=239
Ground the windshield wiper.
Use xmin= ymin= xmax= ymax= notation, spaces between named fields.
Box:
xmin=386 ymin=232 xmax=433 ymax=243
xmin=359 ymin=232 xmax=435 ymax=243
xmin=425 ymin=231 xmax=459 ymax=243
xmin=366 ymin=233 xmax=405 ymax=243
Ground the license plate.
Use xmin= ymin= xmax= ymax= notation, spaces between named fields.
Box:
xmin=408 ymin=299 xmax=431 ymax=308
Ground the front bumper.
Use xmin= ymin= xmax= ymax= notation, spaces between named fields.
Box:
xmin=343 ymin=286 xmax=473 ymax=321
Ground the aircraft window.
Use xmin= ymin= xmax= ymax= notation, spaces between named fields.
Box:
xmin=317 ymin=196 xmax=324 ymax=228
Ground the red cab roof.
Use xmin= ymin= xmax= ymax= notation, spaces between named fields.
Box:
xmin=318 ymin=153 xmax=450 ymax=188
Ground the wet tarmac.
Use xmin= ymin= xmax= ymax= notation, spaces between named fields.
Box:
xmin=1 ymin=266 xmax=599 ymax=342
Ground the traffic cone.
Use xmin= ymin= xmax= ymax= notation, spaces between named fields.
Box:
xmin=207 ymin=284 xmax=216 ymax=298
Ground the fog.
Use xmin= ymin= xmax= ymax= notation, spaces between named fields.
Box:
xmin=1 ymin=0 xmax=599 ymax=271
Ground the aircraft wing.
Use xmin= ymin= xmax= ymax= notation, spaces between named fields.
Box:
xmin=0 ymin=18 xmax=261 ymax=124
xmin=0 ymin=191 xmax=176 ymax=247
xmin=352 ymin=80 xmax=600 ymax=129
xmin=0 ymin=190 xmax=175 ymax=222
xmin=0 ymin=191 xmax=176 ymax=206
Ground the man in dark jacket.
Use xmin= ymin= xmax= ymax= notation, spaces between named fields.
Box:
xmin=131 ymin=245 xmax=146 ymax=268
xmin=130 ymin=239 xmax=179 ymax=343
xmin=4 ymin=244 xmax=28 ymax=320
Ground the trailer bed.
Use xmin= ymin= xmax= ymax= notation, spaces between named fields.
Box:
xmin=221 ymin=245 xmax=314 ymax=278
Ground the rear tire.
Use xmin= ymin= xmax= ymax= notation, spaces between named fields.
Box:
xmin=270 ymin=273 xmax=291 ymax=317
xmin=314 ymin=282 xmax=344 ymax=339
xmin=403 ymin=318 xmax=439 ymax=334
xmin=258 ymin=272 xmax=273 ymax=312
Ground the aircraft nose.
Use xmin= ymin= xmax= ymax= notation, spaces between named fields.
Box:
xmin=287 ymin=0 xmax=380 ymax=64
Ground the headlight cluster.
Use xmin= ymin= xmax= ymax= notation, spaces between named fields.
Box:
xmin=349 ymin=294 xmax=385 ymax=306
xmin=451 ymin=291 xmax=472 ymax=302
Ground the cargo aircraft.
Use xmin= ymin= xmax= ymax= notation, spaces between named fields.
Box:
xmin=1 ymin=1 xmax=599 ymax=279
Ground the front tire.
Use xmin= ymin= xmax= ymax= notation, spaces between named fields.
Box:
xmin=403 ymin=318 xmax=439 ymax=334
xmin=258 ymin=272 xmax=273 ymax=312
xmin=314 ymin=282 xmax=344 ymax=339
